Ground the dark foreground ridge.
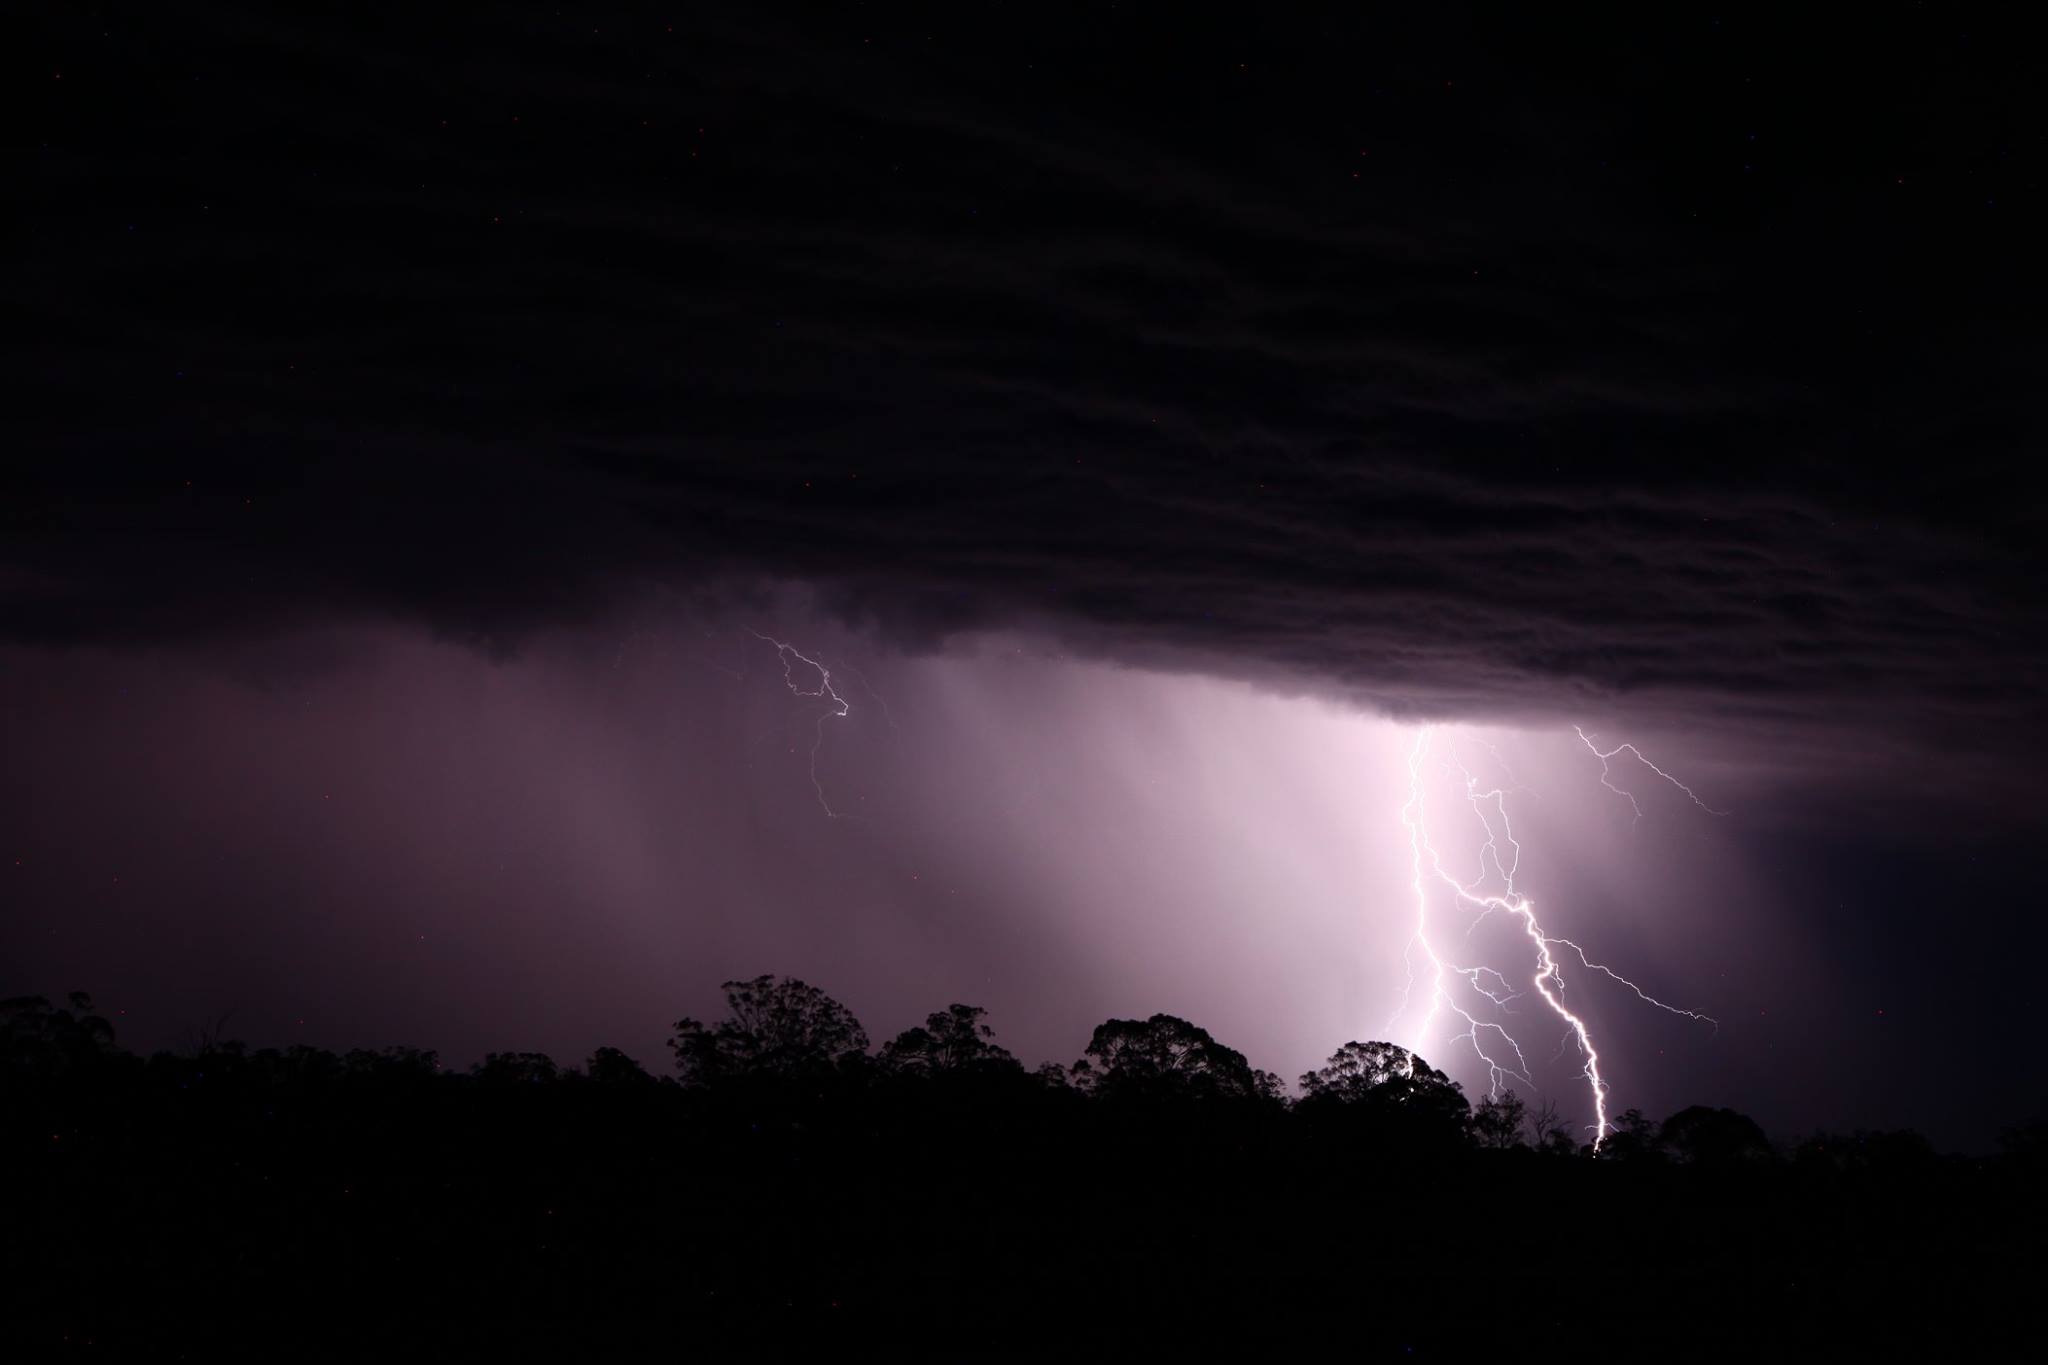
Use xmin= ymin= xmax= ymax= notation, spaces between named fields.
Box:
xmin=7 ymin=981 xmax=2038 ymax=1358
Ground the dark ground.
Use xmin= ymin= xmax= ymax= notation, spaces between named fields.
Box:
xmin=6 ymin=993 xmax=2036 ymax=1360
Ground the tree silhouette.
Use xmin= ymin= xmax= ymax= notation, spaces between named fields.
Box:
xmin=0 ymin=978 xmax=2018 ymax=1358
xmin=1529 ymin=1097 xmax=1578 ymax=1155
xmin=669 ymin=975 xmax=870 ymax=1084
xmin=474 ymin=1051 xmax=560 ymax=1085
xmin=1470 ymin=1089 xmax=1529 ymax=1149
xmin=1797 ymin=1128 xmax=1937 ymax=1175
xmin=1297 ymin=1040 xmax=1470 ymax=1147
xmin=1659 ymin=1105 xmax=1773 ymax=1165
xmin=341 ymin=1045 xmax=441 ymax=1081
xmin=880 ymin=1004 xmax=1020 ymax=1076
xmin=1072 ymin=1013 xmax=1273 ymax=1102
xmin=1299 ymin=1039 xmax=1440 ymax=1100
xmin=1 ymin=992 xmax=118 ymax=1078
xmin=1595 ymin=1107 xmax=1665 ymax=1161
xmin=586 ymin=1046 xmax=656 ymax=1085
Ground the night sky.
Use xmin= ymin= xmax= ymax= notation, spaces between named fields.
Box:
xmin=9 ymin=4 xmax=2044 ymax=1147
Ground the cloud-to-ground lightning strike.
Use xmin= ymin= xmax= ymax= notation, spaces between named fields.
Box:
xmin=1393 ymin=726 xmax=1719 ymax=1146
xmin=733 ymin=635 xmax=1711 ymax=1127
xmin=747 ymin=630 xmax=853 ymax=817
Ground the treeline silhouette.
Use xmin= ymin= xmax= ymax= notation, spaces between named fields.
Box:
xmin=6 ymin=980 xmax=2040 ymax=1358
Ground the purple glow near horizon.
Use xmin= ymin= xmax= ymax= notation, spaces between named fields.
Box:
xmin=1 ymin=605 xmax=1842 ymax=1137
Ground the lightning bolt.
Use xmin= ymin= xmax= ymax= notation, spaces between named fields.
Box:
xmin=1575 ymin=725 xmax=1728 ymax=826
xmin=832 ymin=659 xmax=898 ymax=731
xmin=1393 ymin=726 xmax=1719 ymax=1146
xmin=1393 ymin=732 xmax=1534 ymax=1101
xmin=747 ymin=629 xmax=852 ymax=818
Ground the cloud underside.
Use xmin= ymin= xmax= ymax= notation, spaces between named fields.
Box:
xmin=9 ymin=6 xmax=2040 ymax=760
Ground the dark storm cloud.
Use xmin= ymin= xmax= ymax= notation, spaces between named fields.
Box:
xmin=13 ymin=5 xmax=2044 ymax=761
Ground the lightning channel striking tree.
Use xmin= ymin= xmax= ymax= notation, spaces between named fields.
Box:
xmin=1392 ymin=726 xmax=1720 ymax=1146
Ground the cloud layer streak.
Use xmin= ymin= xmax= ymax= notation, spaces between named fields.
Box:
xmin=12 ymin=5 xmax=2042 ymax=780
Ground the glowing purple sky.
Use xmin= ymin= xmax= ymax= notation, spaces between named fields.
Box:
xmin=10 ymin=7 xmax=2046 ymax=1151
xmin=8 ymin=595 xmax=2012 ymax=1144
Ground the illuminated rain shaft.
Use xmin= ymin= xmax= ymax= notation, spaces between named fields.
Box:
xmin=1393 ymin=726 xmax=1719 ymax=1146
xmin=748 ymin=630 xmax=853 ymax=817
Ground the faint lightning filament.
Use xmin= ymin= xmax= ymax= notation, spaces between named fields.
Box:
xmin=1575 ymin=725 xmax=1727 ymax=825
xmin=748 ymin=629 xmax=852 ymax=817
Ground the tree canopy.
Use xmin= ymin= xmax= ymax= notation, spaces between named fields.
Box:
xmin=880 ymin=1004 xmax=1021 ymax=1076
xmin=669 ymin=975 xmax=871 ymax=1085
xmin=1298 ymin=1039 xmax=1472 ymax=1146
xmin=1072 ymin=1013 xmax=1283 ymax=1103
xmin=2 ymin=974 xmax=2019 ymax=1360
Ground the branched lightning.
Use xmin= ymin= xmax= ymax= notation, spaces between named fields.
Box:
xmin=1575 ymin=725 xmax=1728 ymax=825
xmin=1393 ymin=732 xmax=1534 ymax=1101
xmin=1393 ymin=726 xmax=1719 ymax=1145
xmin=726 ymin=634 xmax=1713 ymax=1138
xmin=833 ymin=659 xmax=899 ymax=731
xmin=747 ymin=629 xmax=852 ymax=818
xmin=1547 ymin=937 xmax=1719 ymax=1031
